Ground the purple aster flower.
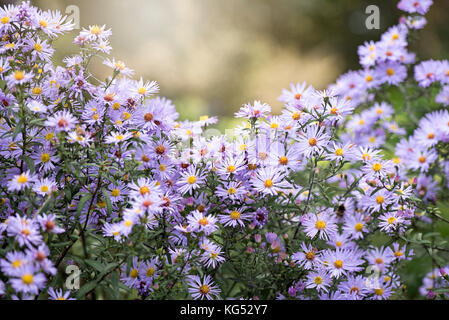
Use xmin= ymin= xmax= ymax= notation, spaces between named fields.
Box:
xmin=186 ymin=274 xmax=221 ymax=300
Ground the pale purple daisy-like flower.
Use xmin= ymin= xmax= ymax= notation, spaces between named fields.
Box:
xmin=186 ymin=274 xmax=221 ymax=300
xmin=375 ymin=61 xmax=407 ymax=85
xmin=343 ymin=213 xmax=368 ymax=240
xmin=302 ymin=210 xmax=338 ymax=240
xmin=105 ymin=131 xmax=133 ymax=145
xmin=120 ymin=257 xmax=140 ymax=289
xmin=215 ymin=181 xmax=247 ymax=202
xmin=44 ymin=110 xmax=77 ymax=132
xmin=0 ymin=251 xmax=28 ymax=276
xmin=338 ymin=275 xmax=369 ymax=300
xmin=10 ymin=264 xmax=46 ymax=295
xmin=366 ymin=247 xmax=394 ymax=272
xmin=234 ymin=100 xmax=271 ymax=119
xmin=200 ymin=245 xmax=225 ymax=269
xmin=6 ymin=70 xmax=33 ymax=87
xmin=132 ymin=78 xmax=159 ymax=98
xmin=48 ymin=287 xmax=75 ymax=300
xmin=325 ymin=142 xmax=357 ymax=164
xmin=251 ymin=167 xmax=290 ymax=196
xmin=296 ymin=124 xmax=330 ymax=158
xmin=378 ymin=212 xmax=405 ymax=233
xmin=37 ymin=214 xmax=65 ymax=234
xmin=435 ymin=85 xmax=449 ymax=106
xmin=414 ymin=60 xmax=442 ymax=87
xmin=103 ymin=58 xmax=134 ymax=76
xmin=33 ymin=178 xmax=57 ymax=196
xmin=292 ymin=243 xmax=320 ymax=270
xmin=187 ymin=210 xmax=218 ymax=235
xmin=278 ymin=82 xmax=314 ymax=107
xmin=305 ymin=269 xmax=332 ymax=293
xmin=320 ymin=248 xmax=364 ymax=278
xmin=7 ymin=170 xmax=35 ymax=191
xmin=177 ymin=166 xmax=206 ymax=195
xmin=397 ymin=0 xmax=433 ymax=15
xmin=386 ymin=243 xmax=414 ymax=261
xmin=218 ymin=208 xmax=252 ymax=228
xmin=7 ymin=216 xmax=43 ymax=247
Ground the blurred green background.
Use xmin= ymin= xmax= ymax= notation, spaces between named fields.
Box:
xmin=3 ymin=0 xmax=445 ymax=129
xmin=3 ymin=0 xmax=449 ymax=298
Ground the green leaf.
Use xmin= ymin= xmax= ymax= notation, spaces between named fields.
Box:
xmin=102 ymin=188 xmax=112 ymax=216
xmin=85 ymin=259 xmax=104 ymax=272
xmin=76 ymin=280 xmax=98 ymax=299
xmin=22 ymin=155 xmax=35 ymax=174
xmin=77 ymin=193 xmax=92 ymax=218
xmin=12 ymin=119 xmax=23 ymax=141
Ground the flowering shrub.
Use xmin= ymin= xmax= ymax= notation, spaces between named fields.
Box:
xmin=0 ymin=0 xmax=448 ymax=300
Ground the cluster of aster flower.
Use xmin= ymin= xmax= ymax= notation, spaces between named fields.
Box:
xmin=419 ymin=265 xmax=449 ymax=299
xmin=327 ymin=0 xmax=449 ymax=299
xmin=0 ymin=0 xmax=447 ymax=301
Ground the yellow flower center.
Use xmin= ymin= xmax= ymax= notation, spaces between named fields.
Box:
xmin=111 ymin=189 xmax=120 ymax=197
xmin=374 ymin=288 xmax=384 ymax=296
xmin=386 ymin=68 xmax=395 ymax=76
xmin=372 ymin=163 xmax=382 ymax=172
xmin=1 ymin=16 xmax=10 ymax=24
xmin=14 ymin=70 xmax=24 ymax=81
xmin=187 ymin=176 xmax=197 ymax=184
xmin=315 ymin=220 xmax=326 ymax=230
xmin=40 ymin=153 xmax=50 ymax=163
xmin=264 ymin=179 xmax=273 ymax=188
xmin=198 ymin=217 xmax=209 ymax=226
xmin=334 ymin=260 xmax=343 ymax=269
xmin=139 ymin=186 xmax=150 ymax=195
xmin=40 ymin=185 xmax=49 ymax=193
xmin=354 ymin=223 xmax=364 ymax=232
xmin=129 ymin=269 xmax=138 ymax=278
xmin=335 ymin=148 xmax=344 ymax=156
xmin=17 ymin=174 xmax=28 ymax=184
xmin=305 ymin=251 xmax=315 ymax=260
xmin=32 ymin=87 xmax=43 ymax=95
xmin=199 ymin=284 xmax=210 ymax=295
xmin=146 ymin=267 xmax=155 ymax=276
xmin=90 ymin=25 xmax=102 ymax=35
xmin=387 ymin=217 xmax=396 ymax=224
xmin=230 ymin=211 xmax=241 ymax=220
xmin=227 ymin=187 xmax=236 ymax=195
xmin=34 ymin=43 xmax=43 ymax=52
xmin=22 ymin=274 xmax=34 ymax=285
xmin=279 ymin=156 xmax=289 ymax=165
xmin=314 ymin=276 xmax=323 ymax=285
xmin=292 ymin=112 xmax=301 ymax=120
xmin=376 ymin=196 xmax=384 ymax=204
xmin=226 ymin=165 xmax=236 ymax=173
xmin=45 ymin=132 xmax=54 ymax=141
xmin=308 ymin=138 xmax=317 ymax=146
xmin=12 ymin=260 xmax=22 ymax=268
